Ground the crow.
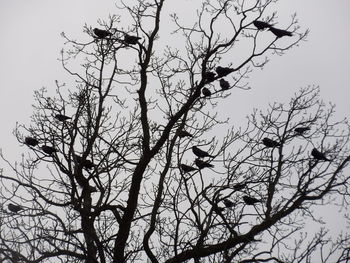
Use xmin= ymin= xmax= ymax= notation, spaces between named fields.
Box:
xmin=219 ymin=78 xmax=230 ymax=90
xmin=8 ymin=203 xmax=23 ymax=213
xmin=41 ymin=145 xmax=57 ymax=155
xmin=232 ymin=183 xmax=246 ymax=191
xmin=213 ymin=205 xmax=225 ymax=214
xmin=55 ymin=114 xmax=71 ymax=122
xmin=124 ymin=34 xmax=141 ymax=45
xmin=180 ymin=164 xmax=197 ymax=173
xmin=262 ymin=137 xmax=280 ymax=148
xmin=25 ymin=137 xmax=39 ymax=147
xmin=311 ymin=148 xmax=330 ymax=161
xmin=269 ymin=27 xmax=293 ymax=38
xmin=202 ymin=87 xmax=211 ymax=97
xmin=223 ymin=199 xmax=234 ymax=208
xmin=294 ymin=127 xmax=310 ymax=134
xmin=93 ymin=28 xmax=112 ymax=39
xmin=192 ymin=146 xmax=214 ymax=158
xmin=253 ymin=20 xmax=272 ymax=30
xmin=216 ymin=66 xmax=234 ymax=77
xmin=178 ymin=130 xmax=193 ymax=138
xmin=243 ymin=195 xmax=261 ymax=205
xmin=195 ymin=158 xmax=214 ymax=169
xmin=204 ymin=71 xmax=216 ymax=83
xmin=74 ymin=155 xmax=95 ymax=170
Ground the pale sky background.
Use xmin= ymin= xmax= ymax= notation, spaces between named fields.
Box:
xmin=0 ymin=0 xmax=349 ymax=246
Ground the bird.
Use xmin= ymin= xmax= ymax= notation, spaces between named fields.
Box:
xmin=55 ymin=114 xmax=71 ymax=122
xmin=202 ymin=87 xmax=211 ymax=97
xmin=243 ymin=195 xmax=261 ymax=205
xmin=93 ymin=28 xmax=113 ymax=39
xmin=124 ymin=34 xmax=141 ymax=45
xmin=294 ymin=127 xmax=310 ymax=135
xmin=253 ymin=20 xmax=272 ymax=30
xmin=216 ymin=66 xmax=234 ymax=77
xmin=195 ymin=158 xmax=214 ymax=169
xmin=192 ymin=146 xmax=214 ymax=158
xmin=232 ymin=183 xmax=246 ymax=191
xmin=204 ymin=71 xmax=216 ymax=83
xmin=74 ymin=155 xmax=95 ymax=170
xmin=219 ymin=78 xmax=230 ymax=90
xmin=25 ymin=137 xmax=39 ymax=147
xmin=178 ymin=130 xmax=193 ymax=138
xmin=311 ymin=148 xmax=330 ymax=161
xmin=41 ymin=145 xmax=57 ymax=155
xmin=180 ymin=164 xmax=197 ymax=173
xmin=269 ymin=26 xmax=293 ymax=38
xmin=262 ymin=137 xmax=280 ymax=148
xmin=213 ymin=205 xmax=225 ymax=214
xmin=223 ymin=199 xmax=234 ymax=208
xmin=8 ymin=203 xmax=23 ymax=213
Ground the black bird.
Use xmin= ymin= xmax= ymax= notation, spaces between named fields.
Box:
xmin=262 ymin=137 xmax=280 ymax=148
xmin=243 ymin=195 xmax=261 ymax=205
xmin=8 ymin=203 xmax=23 ymax=213
xmin=41 ymin=145 xmax=57 ymax=155
xmin=213 ymin=205 xmax=225 ymax=214
xmin=204 ymin=71 xmax=216 ymax=83
xmin=192 ymin=146 xmax=214 ymax=158
xmin=294 ymin=127 xmax=310 ymax=135
xmin=25 ymin=137 xmax=39 ymax=147
xmin=253 ymin=20 xmax=272 ymax=30
xmin=216 ymin=66 xmax=234 ymax=77
xmin=75 ymin=155 xmax=95 ymax=170
xmin=124 ymin=34 xmax=141 ymax=45
xmin=232 ymin=183 xmax=246 ymax=191
xmin=269 ymin=27 xmax=293 ymax=38
xmin=93 ymin=28 xmax=112 ymax=39
xmin=311 ymin=148 xmax=330 ymax=161
xmin=219 ymin=78 xmax=230 ymax=90
xmin=202 ymin=87 xmax=211 ymax=97
xmin=195 ymin=158 xmax=214 ymax=169
xmin=55 ymin=114 xmax=71 ymax=122
xmin=178 ymin=130 xmax=193 ymax=138
xmin=223 ymin=199 xmax=234 ymax=208
xmin=180 ymin=164 xmax=197 ymax=173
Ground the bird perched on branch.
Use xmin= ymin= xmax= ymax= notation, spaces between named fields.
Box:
xmin=192 ymin=146 xmax=214 ymax=158
xmin=75 ymin=155 xmax=95 ymax=170
xmin=311 ymin=148 xmax=330 ymax=161
xmin=219 ymin=78 xmax=230 ymax=90
xmin=232 ymin=183 xmax=246 ymax=191
xmin=243 ymin=195 xmax=261 ymax=205
xmin=41 ymin=145 xmax=57 ymax=155
xmin=25 ymin=137 xmax=39 ymax=147
xmin=55 ymin=114 xmax=71 ymax=122
xmin=253 ymin=20 xmax=272 ymax=30
xmin=93 ymin=28 xmax=113 ymax=39
xmin=294 ymin=127 xmax=310 ymax=135
xmin=204 ymin=71 xmax=216 ymax=83
xmin=195 ymin=158 xmax=214 ymax=169
xmin=178 ymin=130 xmax=193 ymax=138
xmin=8 ymin=203 xmax=23 ymax=213
xmin=269 ymin=27 xmax=293 ymax=38
xmin=202 ymin=87 xmax=211 ymax=97
xmin=180 ymin=164 xmax=197 ymax=173
xmin=124 ymin=34 xmax=141 ymax=45
xmin=223 ymin=199 xmax=234 ymax=208
xmin=216 ymin=66 xmax=234 ymax=77
xmin=262 ymin=137 xmax=280 ymax=148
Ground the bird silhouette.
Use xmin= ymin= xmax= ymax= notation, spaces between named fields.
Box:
xmin=41 ymin=145 xmax=57 ymax=155
xmin=55 ymin=114 xmax=71 ymax=122
xmin=223 ymin=199 xmax=234 ymax=208
xmin=93 ymin=28 xmax=112 ymax=39
xmin=294 ymin=127 xmax=310 ymax=134
xmin=8 ymin=203 xmax=23 ymax=213
xmin=232 ymin=183 xmax=246 ymax=191
xmin=243 ymin=195 xmax=261 ymax=205
xmin=202 ymin=87 xmax=211 ymax=97
xmin=216 ymin=66 xmax=234 ymax=77
xmin=219 ymin=78 xmax=230 ymax=90
xmin=124 ymin=34 xmax=141 ymax=45
xmin=180 ymin=164 xmax=197 ymax=173
xmin=25 ymin=137 xmax=39 ymax=147
xmin=192 ymin=146 xmax=214 ymax=158
xmin=178 ymin=130 xmax=193 ymax=138
xmin=269 ymin=27 xmax=293 ymax=38
xmin=204 ymin=71 xmax=216 ymax=83
xmin=75 ymin=155 xmax=95 ymax=170
xmin=311 ymin=148 xmax=330 ymax=161
xmin=262 ymin=137 xmax=280 ymax=148
xmin=195 ymin=158 xmax=214 ymax=169
xmin=253 ymin=20 xmax=272 ymax=30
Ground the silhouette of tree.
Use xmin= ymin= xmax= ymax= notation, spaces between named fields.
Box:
xmin=1 ymin=1 xmax=349 ymax=263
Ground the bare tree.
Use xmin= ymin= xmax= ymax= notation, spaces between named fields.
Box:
xmin=1 ymin=0 xmax=349 ymax=262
